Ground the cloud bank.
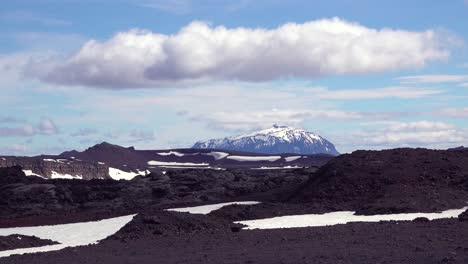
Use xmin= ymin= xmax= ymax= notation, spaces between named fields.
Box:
xmin=0 ymin=118 xmax=58 ymax=137
xmin=344 ymin=121 xmax=468 ymax=150
xmin=193 ymin=109 xmax=398 ymax=132
xmin=28 ymin=18 xmax=450 ymax=88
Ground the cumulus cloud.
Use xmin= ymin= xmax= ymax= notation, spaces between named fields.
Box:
xmin=27 ymin=18 xmax=450 ymax=88
xmin=128 ymin=129 xmax=156 ymax=142
xmin=397 ymin=75 xmax=468 ymax=84
xmin=436 ymin=107 xmax=468 ymax=118
xmin=0 ymin=118 xmax=58 ymax=137
xmin=0 ymin=116 xmax=25 ymax=124
xmin=141 ymin=0 xmax=192 ymax=14
xmin=308 ymin=86 xmax=442 ymax=100
xmin=352 ymin=121 xmax=467 ymax=148
xmin=70 ymin=128 xmax=98 ymax=137
xmin=193 ymin=109 xmax=397 ymax=132
xmin=37 ymin=118 xmax=59 ymax=135
xmin=0 ymin=125 xmax=35 ymax=137
xmin=3 ymin=143 xmax=28 ymax=155
xmin=0 ymin=11 xmax=71 ymax=26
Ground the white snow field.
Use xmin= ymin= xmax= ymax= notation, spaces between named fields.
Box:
xmin=22 ymin=170 xmax=46 ymax=178
xmin=284 ymin=156 xmax=302 ymax=162
xmin=51 ymin=171 xmax=83 ymax=180
xmin=108 ymin=167 xmax=148 ymax=180
xmin=236 ymin=207 xmax=468 ymax=230
xmin=156 ymin=166 xmax=225 ymax=170
xmin=167 ymin=201 xmax=261 ymax=215
xmin=157 ymin=151 xmax=186 ymax=157
xmin=252 ymin=166 xmax=303 ymax=170
xmin=204 ymin=151 xmax=229 ymax=160
xmin=147 ymin=161 xmax=209 ymax=166
xmin=226 ymin=156 xmax=281 ymax=162
xmin=0 ymin=214 xmax=136 ymax=258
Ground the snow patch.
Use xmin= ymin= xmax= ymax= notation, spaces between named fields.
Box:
xmin=236 ymin=207 xmax=468 ymax=230
xmin=108 ymin=167 xmax=145 ymax=180
xmin=253 ymin=166 xmax=303 ymax=170
xmin=43 ymin=159 xmax=59 ymax=162
xmin=147 ymin=161 xmax=209 ymax=166
xmin=51 ymin=171 xmax=82 ymax=180
xmin=167 ymin=201 xmax=261 ymax=215
xmin=284 ymin=156 xmax=302 ymax=162
xmin=157 ymin=151 xmax=185 ymax=157
xmin=1 ymin=158 xmax=6 ymax=161
xmin=157 ymin=166 xmax=224 ymax=170
xmin=22 ymin=170 xmax=46 ymax=179
xmin=226 ymin=155 xmax=281 ymax=162
xmin=0 ymin=214 xmax=136 ymax=258
xmin=204 ymin=151 xmax=229 ymax=160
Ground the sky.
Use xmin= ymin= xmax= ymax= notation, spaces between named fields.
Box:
xmin=1 ymin=0 xmax=468 ymax=156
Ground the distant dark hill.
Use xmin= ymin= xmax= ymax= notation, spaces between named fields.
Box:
xmin=58 ymin=142 xmax=334 ymax=172
xmin=1 ymin=142 xmax=334 ymax=180
xmin=448 ymin=146 xmax=467 ymax=151
xmin=60 ymin=142 xmax=147 ymax=169
xmin=289 ymin=148 xmax=468 ymax=214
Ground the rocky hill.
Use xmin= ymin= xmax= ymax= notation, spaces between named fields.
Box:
xmin=289 ymin=148 xmax=468 ymax=214
xmin=193 ymin=125 xmax=340 ymax=156
xmin=0 ymin=142 xmax=334 ymax=180
xmin=0 ymin=166 xmax=313 ymax=220
xmin=0 ymin=156 xmax=109 ymax=180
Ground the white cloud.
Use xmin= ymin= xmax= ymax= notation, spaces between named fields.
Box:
xmin=349 ymin=121 xmax=467 ymax=149
xmin=0 ymin=125 xmax=35 ymax=137
xmin=28 ymin=18 xmax=450 ymax=89
xmin=0 ymin=118 xmax=58 ymax=137
xmin=128 ymin=129 xmax=156 ymax=142
xmin=308 ymin=86 xmax=442 ymax=100
xmin=459 ymin=83 xmax=468 ymax=87
xmin=437 ymin=107 xmax=468 ymax=118
xmin=141 ymin=0 xmax=191 ymax=14
xmin=3 ymin=143 xmax=28 ymax=155
xmin=0 ymin=116 xmax=25 ymax=124
xmin=396 ymin=75 xmax=468 ymax=84
xmin=37 ymin=118 xmax=59 ymax=135
xmin=194 ymin=109 xmax=396 ymax=132
xmin=0 ymin=11 xmax=70 ymax=26
xmin=368 ymin=121 xmax=455 ymax=132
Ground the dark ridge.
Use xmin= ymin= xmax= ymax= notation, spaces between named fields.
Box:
xmin=289 ymin=148 xmax=468 ymax=214
xmin=0 ymin=235 xmax=58 ymax=251
xmin=448 ymin=146 xmax=467 ymax=151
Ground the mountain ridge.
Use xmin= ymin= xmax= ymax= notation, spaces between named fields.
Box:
xmin=193 ymin=125 xmax=340 ymax=156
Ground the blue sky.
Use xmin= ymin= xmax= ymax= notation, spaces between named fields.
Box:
xmin=1 ymin=0 xmax=468 ymax=155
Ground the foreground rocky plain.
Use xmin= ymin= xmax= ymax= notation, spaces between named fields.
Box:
xmin=1 ymin=147 xmax=468 ymax=263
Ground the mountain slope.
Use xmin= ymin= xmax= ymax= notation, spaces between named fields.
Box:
xmin=193 ymin=125 xmax=340 ymax=156
xmin=289 ymin=148 xmax=468 ymax=214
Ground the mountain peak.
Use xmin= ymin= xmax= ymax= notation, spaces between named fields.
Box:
xmin=89 ymin=142 xmax=135 ymax=151
xmin=272 ymin=124 xmax=288 ymax=129
xmin=193 ymin=126 xmax=339 ymax=156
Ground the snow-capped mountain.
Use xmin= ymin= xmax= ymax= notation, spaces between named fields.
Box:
xmin=192 ymin=125 xmax=340 ymax=156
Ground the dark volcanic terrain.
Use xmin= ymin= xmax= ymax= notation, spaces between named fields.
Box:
xmin=2 ymin=212 xmax=468 ymax=264
xmin=0 ymin=235 xmax=58 ymax=251
xmin=1 ymin=147 xmax=468 ymax=263
xmin=0 ymin=142 xmax=333 ymax=180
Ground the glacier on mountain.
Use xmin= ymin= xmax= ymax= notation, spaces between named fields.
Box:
xmin=193 ymin=125 xmax=339 ymax=156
